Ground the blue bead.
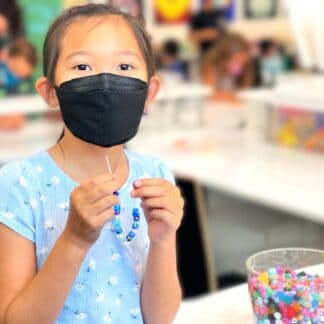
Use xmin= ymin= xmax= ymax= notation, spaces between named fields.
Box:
xmin=115 ymin=228 xmax=123 ymax=235
xmin=133 ymin=215 xmax=140 ymax=222
xmin=132 ymin=222 xmax=139 ymax=229
xmin=126 ymin=235 xmax=132 ymax=241
xmin=112 ymin=219 xmax=121 ymax=227
xmin=128 ymin=230 xmax=136 ymax=238
xmin=132 ymin=208 xmax=140 ymax=217
xmin=113 ymin=191 xmax=119 ymax=196
xmin=114 ymin=204 xmax=121 ymax=215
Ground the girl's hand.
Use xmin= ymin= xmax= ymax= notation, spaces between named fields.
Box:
xmin=63 ymin=174 xmax=120 ymax=249
xmin=131 ymin=179 xmax=184 ymax=244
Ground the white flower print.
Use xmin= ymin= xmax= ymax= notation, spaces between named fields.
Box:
xmin=40 ymin=247 xmax=49 ymax=255
xmin=103 ymin=313 xmax=112 ymax=323
xmin=135 ymin=262 xmax=143 ymax=274
xmin=115 ymin=296 xmax=122 ymax=307
xmin=86 ymin=258 xmax=96 ymax=272
xmin=74 ymin=282 xmax=86 ymax=291
xmin=130 ymin=308 xmax=140 ymax=319
xmin=29 ymin=199 xmax=37 ymax=209
xmin=58 ymin=202 xmax=69 ymax=211
xmin=141 ymin=172 xmax=151 ymax=179
xmin=108 ymin=276 xmax=118 ymax=286
xmin=51 ymin=176 xmax=60 ymax=185
xmin=35 ymin=165 xmax=43 ymax=173
xmin=39 ymin=193 xmax=46 ymax=202
xmin=110 ymin=251 xmax=121 ymax=261
xmin=133 ymin=283 xmax=140 ymax=293
xmin=44 ymin=220 xmax=54 ymax=231
xmin=95 ymin=292 xmax=105 ymax=303
xmin=74 ymin=311 xmax=87 ymax=320
xmin=4 ymin=211 xmax=14 ymax=220
xmin=19 ymin=176 xmax=28 ymax=187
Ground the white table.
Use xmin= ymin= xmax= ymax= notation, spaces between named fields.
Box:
xmin=0 ymin=95 xmax=48 ymax=115
xmin=174 ymin=284 xmax=253 ymax=324
xmin=130 ymin=126 xmax=324 ymax=225
xmin=0 ymin=83 xmax=212 ymax=116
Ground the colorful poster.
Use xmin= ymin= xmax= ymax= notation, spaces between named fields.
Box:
xmin=154 ymin=0 xmax=193 ymax=24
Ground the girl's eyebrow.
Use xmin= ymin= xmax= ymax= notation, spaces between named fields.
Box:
xmin=116 ymin=50 xmax=144 ymax=63
xmin=65 ymin=50 xmax=92 ymax=61
xmin=65 ymin=50 xmax=144 ymax=62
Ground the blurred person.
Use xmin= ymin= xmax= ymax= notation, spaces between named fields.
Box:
xmin=0 ymin=39 xmax=37 ymax=131
xmin=0 ymin=38 xmax=37 ymax=93
xmin=0 ymin=0 xmax=24 ymax=56
xmin=189 ymin=0 xmax=227 ymax=55
xmin=202 ymin=33 xmax=255 ymax=101
xmin=257 ymin=39 xmax=284 ymax=87
xmin=158 ymin=39 xmax=187 ymax=82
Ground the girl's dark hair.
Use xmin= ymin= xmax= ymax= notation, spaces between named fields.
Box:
xmin=0 ymin=0 xmax=24 ymax=36
xmin=43 ymin=4 xmax=155 ymax=85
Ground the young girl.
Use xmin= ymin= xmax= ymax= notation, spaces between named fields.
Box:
xmin=0 ymin=4 xmax=183 ymax=324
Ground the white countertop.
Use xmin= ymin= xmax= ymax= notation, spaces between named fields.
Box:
xmin=174 ymin=284 xmax=253 ymax=324
xmin=130 ymin=126 xmax=324 ymax=225
xmin=239 ymin=74 xmax=324 ymax=112
xmin=0 ymin=83 xmax=212 ymax=116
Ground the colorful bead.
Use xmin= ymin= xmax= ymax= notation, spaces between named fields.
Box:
xmin=114 ymin=204 xmax=121 ymax=215
xmin=248 ymin=267 xmax=324 ymax=323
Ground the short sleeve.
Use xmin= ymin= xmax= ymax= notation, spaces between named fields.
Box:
xmin=157 ymin=160 xmax=176 ymax=185
xmin=0 ymin=163 xmax=36 ymax=242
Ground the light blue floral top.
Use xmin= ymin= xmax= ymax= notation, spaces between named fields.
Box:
xmin=0 ymin=149 xmax=174 ymax=323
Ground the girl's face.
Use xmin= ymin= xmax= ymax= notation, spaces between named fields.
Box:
xmin=54 ymin=15 xmax=148 ymax=86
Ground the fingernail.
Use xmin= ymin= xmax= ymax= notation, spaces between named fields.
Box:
xmin=134 ymin=180 xmax=141 ymax=187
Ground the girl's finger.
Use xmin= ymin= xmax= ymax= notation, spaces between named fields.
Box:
xmin=131 ymin=185 xmax=166 ymax=199
xmin=96 ymin=208 xmax=116 ymax=225
xmin=133 ymin=178 xmax=170 ymax=188
xmin=90 ymin=194 xmax=119 ymax=215
xmin=140 ymin=197 xmax=168 ymax=210
xmin=81 ymin=173 xmax=117 ymax=189
xmin=85 ymin=180 xmax=120 ymax=203
xmin=148 ymin=208 xmax=181 ymax=229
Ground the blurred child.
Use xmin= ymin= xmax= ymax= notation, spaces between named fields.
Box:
xmin=257 ymin=39 xmax=284 ymax=87
xmin=202 ymin=33 xmax=255 ymax=101
xmin=158 ymin=39 xmax=186 ymax=82
xmin=0 ymin=38 xmax=37 ymax=131
xmin=0 ymin=38 xmax=37 ymax=93
xmin=0 ymin=0 xmax=24 ymax=56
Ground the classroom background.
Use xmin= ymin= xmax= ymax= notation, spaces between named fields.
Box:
xmin=0 ymin=0 xmax=323 ymax=322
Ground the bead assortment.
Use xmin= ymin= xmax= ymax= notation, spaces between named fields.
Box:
xmin=248 ymin=267 xmax=324 ymax=323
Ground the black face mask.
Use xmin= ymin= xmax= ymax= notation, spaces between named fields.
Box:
xmin=55 ymin=73 xmax=149 ymax=147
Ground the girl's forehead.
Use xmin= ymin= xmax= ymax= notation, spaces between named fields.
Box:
xmin=60 ymin=15 xmax=142 ymax=56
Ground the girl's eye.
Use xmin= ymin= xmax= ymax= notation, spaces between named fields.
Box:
xmin=74 ymin=64 xmax=91 ymax=71
xmin=118 ymin=64 xmax=133 ymax=71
